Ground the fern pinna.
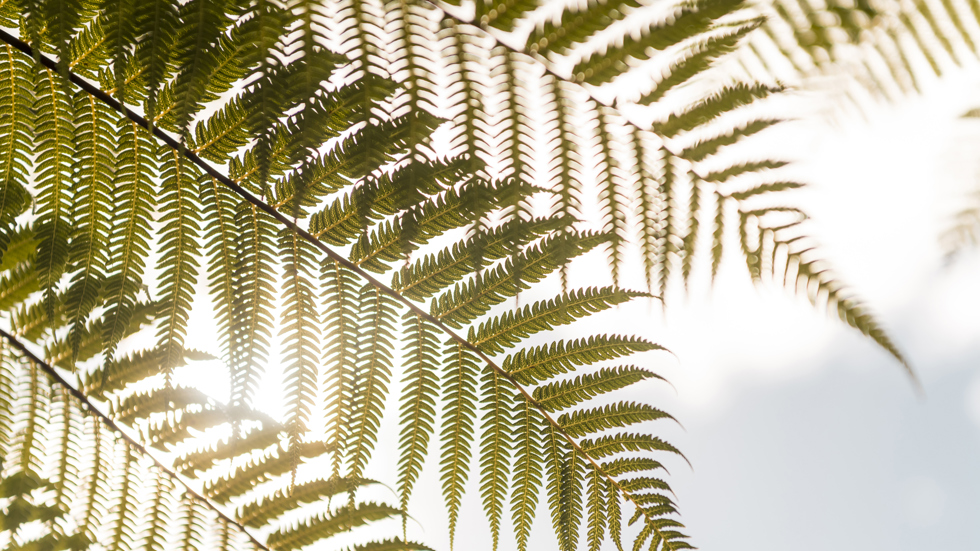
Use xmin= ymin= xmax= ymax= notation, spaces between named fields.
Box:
xmin=0 ymin=0 xmax=907 ymax=550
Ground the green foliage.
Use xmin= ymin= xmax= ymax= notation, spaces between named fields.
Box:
xmin=0 ymin=0 xmax=911 ymax=548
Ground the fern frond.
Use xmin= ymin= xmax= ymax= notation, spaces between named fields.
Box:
xmin=0 ymin=226 xmax=36 ymax=273
xmin=585 ymin=468 xmax=607 ymax=551
xmin=64 ymin=91 xmax=114 ymax=362
xmin=391 ymin=216 xmax=561 ymax=301
xmin=45 ymin=298 xmax=156 ymax=369
xmin=229 ymin=204 xmax=276 ymax=406
xmin=478 ymin=369 xmax=515 ymax=549
xmin=533 ymin=365 xmax=664 ymax=412
xmin=601 ymin=457 xmax=667 ymax=477
xmin=431 ymin=231 xmax=609 ymax=328
xmin=527 ymin=0 xmax=641 ymax=55
xmin=321 ymin=259 xmax=362 ymax=478
xmin=699 ymin=160 xmax=788 ymax=183
xmin=204 ymin=441 xmax=329 ymax=502
xmin=101 ymin=0 xmax=138 ymax=105
xmin=278 ymin=227 xmax=322 ymax=455
xmin=572 ymin=0 xmax=748 ymax=85
xmin=115 ymin=385 xmax=209 ymax=425
xmin=439 ymin=341 xmax=480 ymax=546
xmin=542 ymin=421 xmax=582 ymax=551
xmin=0 ymin=46 xmax=33 ymax=258
xmin=345 ymin=284 xmax=400 ymax=479
xmin=580 ymin=433 xmax=684 ymax=461
xmin=102 ymin=120 xmax=157 ymax=359
xmin=636 ymin=21 xmax=761 ymax=106
xmin=471 ymin=286 xmax=646 ymax=355
xmin=81 ymin=346 xmax=213 ymax=396
xmin=265 ymin=502 xmax=404 ymax=551
xmin=941 ymin=189 xmax=980 ymax=258
xmin=156 ymin=146 xmax=202 ymax=382
xmin=133 ymin=0 xmax=177 ymax=124
xmin=397 ymin=312 xmax=441 ymax=509
xmin=174 ymin=422 xmax=281 ymax=476
xmin=147 ymin=408 xmax=230 ymax=450
xmin=680 ymin=118 xmax=782 ymax=162
xmin=239 ymin=477 xmax=376 ymax=527
xmin=32 ymin=66 xmax=74 ymax=321
xmin=655 ymin=83 xmax=783 ymax=138
xmin=0 ymin=261 xmax=39 ymax=312
xmin=170 ymin=0 xmax=232 ymax=138
xmin=509 ymin=398 xmax=544 ymax=551
xmin=504 ymin=334 xmax=666 ymax=385
xmin=558 ymin=402 xmax=675 ymax=437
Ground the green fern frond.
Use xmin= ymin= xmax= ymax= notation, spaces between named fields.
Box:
xmin=265 ymin=502 xmax=404 ymax=551
xmin=321 ymin=259 xmax=362 ymax=478
xmin=504 ymin=334 xmax=666 ymax=385
xmin=479 ymin=368 xmax=515 ymax=550
xmin=204 ymin=441 xmax=330 ymax=502
xmin=115 ymin=386 xmax=209 ymax=424
xmin=102 ymin=120 xmax=157 ymax=359
xmin=527 ymin=0 xmax=641 ymax=55
xmin=585 ymin=468 xmax=607 ymax=551
xmin=680 ymin=118 xmax=782 ymax=162
xmin=580 ymin=433 xmax=684 ymax=461
xmin=45 ymin=298 xmax=156 ymax=369
xmin=0 ymin=226 xmax=36 ymax=273
xmin=81 ymin=346 xmax=213 ymax=396
xmin=0 ymin=261 xmax=39 ymax=312
xmin=64 ymin=91 xmax=114 ymax=362
xmin=636 ymin=21 xmax=761 ymax=106
xmin=700 ymin=160 xmax=789 ymax=183
xmin=156 ymin=146 xmax=202 ymax=381
xmin=601 ymin=457 xmax=668 ymax=477
xmin=542 ymin=422 xmax=582 ymax=551
xmin=0 ymin=46 xmax=33 ymax=259
xmin=279 ymin=227 xmax=321 ymax=454
xmin=533 ymin=365 xmax=665 ymax=411
xmin=174 ymin=422 xmax=281 ymax=477
xmin=32 ymin=66 xmax=74 ymax=321
xmin=509 ymin=397 xmax=544 ymax=551
xmin=430 ymin=231 xmax=609 ymax=328
xmin=347 ymin=539 xmax=432 ymax=551
xmin=229 ymin=203 xmax=276 ymax=406
xmin=439 ymin=341 xmax=481 ymax=546
xmin=557 ymin=402 xmax=675 ymax=438
xmin=655 ymin=83 xmax=783 ymax=138
xmin=345 ymin=284 xmax=400 ymax=479
xmin=397 ymin=312 xmax=441 ymax=509
xmin=391 ymin=216 xmax=561 ymax=301
xmin=471 ymin=286 xmax=647 ymax=355
xmin=170 ymin=0 xmax=232 ymax=138
xmin=572 ymin=0 xmax=748 ymax=85
xmin=239 ymin=476 xmax=376 ymax=527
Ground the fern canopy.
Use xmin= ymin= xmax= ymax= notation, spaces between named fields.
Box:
xmin=0 ymin=0 xmax=912 ymax=548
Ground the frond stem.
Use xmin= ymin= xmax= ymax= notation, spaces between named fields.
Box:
xmin=425 ymin=0 xmax=684 ymax=157
xmin=0 ymin=327 xmax=272 ymax=551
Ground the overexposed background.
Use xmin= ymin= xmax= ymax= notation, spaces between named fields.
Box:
xmin=643 ymin=66 xmax=980 ymax=550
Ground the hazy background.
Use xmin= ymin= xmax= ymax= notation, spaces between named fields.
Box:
xmin=654 ymin=66 xmax=980 ymax=550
